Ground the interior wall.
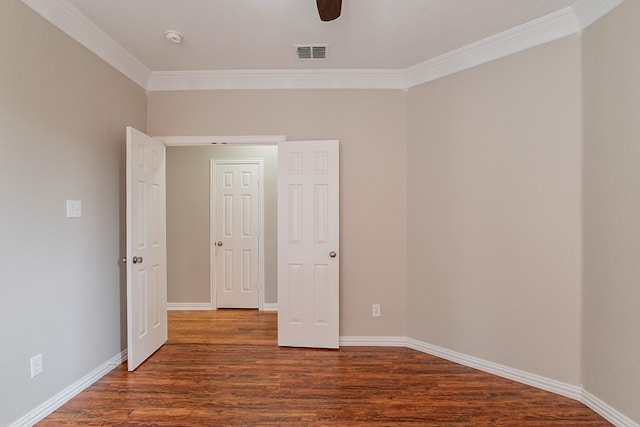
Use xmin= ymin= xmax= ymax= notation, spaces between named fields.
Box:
xmin=166 ymin=145 xmax=278 ymax=304
xmin=582 ymin=0 xmax=640 ymax=422
xmin=6 ymin=0 xmax=636 ymax=422
xmin=0 ymin=1 xmax=147 ymax=425
xmin=148 ymin=89 xmax=407 ymax=336
xmin=406 ymin=35 xmax=583 ymax=385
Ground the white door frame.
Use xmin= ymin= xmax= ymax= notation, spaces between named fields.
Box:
xmin=210 ymin=159 xmax=265 ymax=310
xmin=153 ymin=135 xmax=284 ymax=312
xmin=156 ymin=135 xmax=285 ymax=146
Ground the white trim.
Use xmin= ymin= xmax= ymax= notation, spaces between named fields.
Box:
xmin=22 ymin=0 xmax=623 ymax=91
xmin=261 ymin=303 xmax=278 ymax=312
xmin=342 ymin=337 xmax=589 ymax=402
xmin=167 ymin=302 xmax=213 ymax=311
xmin=405 ymin=7 xmax=580 ymax=88
xmin=210 ymin=159 xmax=265 ymax=311
xmin=581 ymin=390 xmax=640 ymax=427
xmin=210 ymin=160 xmax=218 ymax=311
xmin=154 ymin=135 xmax=286 ymax=146
xmin=147 ymin=69 xmax=406 ymax=91
xmin=19 ymin=0 xmax=151 ymax=89
xmin=340 ymin=336 xmax=406 ymax=347
xmin=572 ymin=0 xmax=625 ymax=30
xmin=8 ymin=350 xmax=127 ymax=427
xmin=9 ymin=340 xmax=639 ymax=427
xmin=258 ymin=285 xmax=264 ymax=312
xmin=405 ymin=338 xmax=581 ymax=400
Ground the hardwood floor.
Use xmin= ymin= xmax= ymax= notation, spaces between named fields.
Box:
xmin=38 ymin=310 xmax=610 ymax=426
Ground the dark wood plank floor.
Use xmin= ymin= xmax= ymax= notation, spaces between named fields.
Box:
xmin=38 ymin=310 xmax=610 ymax=426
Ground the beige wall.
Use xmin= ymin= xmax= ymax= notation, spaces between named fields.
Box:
xmin=406 ymin=35 xmax=583 ymax=384
xmin=4 ymin=0 xmax=639 ymax=423
xmin=582 ymin=1 xmax=640 ymax=422
xmin=166 ymin=145 xmax=278 ymax=304
xmin=148 ymin=89 xmax=407 ymax=336
xmin=0 ymin=1 xmax=147 ymax=425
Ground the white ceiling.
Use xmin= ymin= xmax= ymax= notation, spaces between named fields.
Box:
xmin=64 ymin=0 xmax=575 ymax=71
xmin=21 ymin=0 xmax=622 ymax=89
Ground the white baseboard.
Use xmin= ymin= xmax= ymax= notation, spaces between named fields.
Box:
xmin=342 ymin=336 xmax=580 ymax=400
xmin=261 ymin=303 xmax=278 ymax=312
xmin=10 ymin=333 xmax=637 ymax=427
xmin=167 ymin=302 xmax=277 ymax=311
xmin=340 ymin=336 xmax=406 ymax=346
xmin=405 ymin=337 xmax=581 ymax=400
xmin=9 ymin=349 xmax=127 ymax=427
xmin=167 ymin=302 xmax=213 ymax=311
xmin=401 ymin=336 xmax=638 ymax=426
xmin=582 ymin=390 xmax=639 ymax=427
xmin=167 ymin=302 xmax=278 ymax=311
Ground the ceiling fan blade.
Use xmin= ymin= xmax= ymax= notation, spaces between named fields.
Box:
xmin=316 ymin=0 xmax=342 ymax=21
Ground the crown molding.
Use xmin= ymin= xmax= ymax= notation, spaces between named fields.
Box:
xmin=20 ymin=0 xmax=151 ymax=88
xmin=405 ymin=7 xmax=580 ymax=88
xmin=21 ymin=0 xmax=622 ymax=92
xmin=147 ymin=69 xmax=406 ymax=91
xmin=572 ymin=0 xmax=625 ymax=30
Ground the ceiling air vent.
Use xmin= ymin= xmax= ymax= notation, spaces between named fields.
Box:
xmin=295 ymin=45 xmax=329 ymax=60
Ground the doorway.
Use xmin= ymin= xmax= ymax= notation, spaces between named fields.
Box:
xmin=162 ymin=141 xmax=279 ymax=311
xmin=157 ymin=135 xmax=340 ymax=349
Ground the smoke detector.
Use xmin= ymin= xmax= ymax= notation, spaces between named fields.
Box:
xmin=165 ymin=30 xmax=184 ymax=44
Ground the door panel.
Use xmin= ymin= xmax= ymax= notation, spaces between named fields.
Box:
xmin=126 ymin=127 xmax=167 ymax=371
xmin=278 ymin=140 xmax=339 ymax=349
xmin=214 ymin=162 xmax=260 ymax=308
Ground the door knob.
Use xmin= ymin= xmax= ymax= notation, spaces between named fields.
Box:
xmin=217 ymin=241 xmax=223 ymax=246
xmin=329 ymin=251 xmax=337 ymax=258
xmin=122 ymin=257 xmax=127 ymax=263
xmin=132 ymin=256 xmax=143 ymax=264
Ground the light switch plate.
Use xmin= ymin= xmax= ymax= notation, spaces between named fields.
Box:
xmin=66 ymin=200 xmax=82 ymax=218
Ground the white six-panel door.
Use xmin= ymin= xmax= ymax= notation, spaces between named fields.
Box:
xmin=126 ymin=127 xmax=167 ymax=371
xmin=213 ymin=161 xmax=261 ymax=308
xmin=277 ymin=140 xmax=339 ymax=349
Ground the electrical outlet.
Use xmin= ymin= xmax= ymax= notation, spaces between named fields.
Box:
xmin=30 ymin=353 xmax=43 ymax=378
xmin=372 ymin=304 xmax=381 ymax=317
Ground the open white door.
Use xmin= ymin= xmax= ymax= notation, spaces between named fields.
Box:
xmin=277 ymin=140 xmax=339 ymax=348
xmin=126 ymin=126 xmax=167 ymax=371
